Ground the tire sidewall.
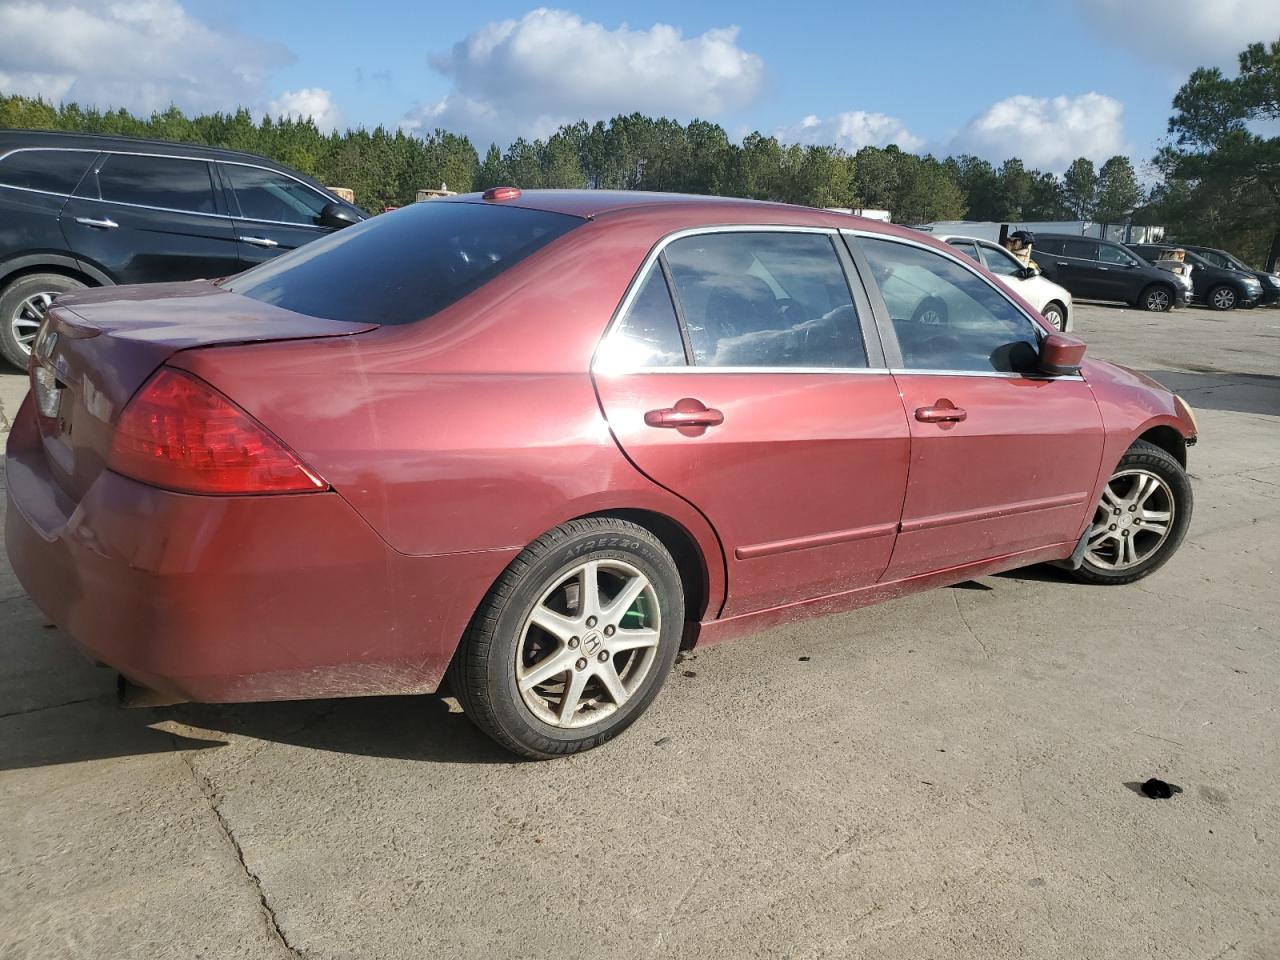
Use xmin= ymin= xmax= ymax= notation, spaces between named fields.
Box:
xmin=482 ymin=526 xmax=684 ymax=754
xmin=0 ymin=274 xmax=85 ymax=369
xmin=1042 ymin=303 xmax=1065 ymax=330
xmin=1078 ymin=444 xmax=1193 ymax=583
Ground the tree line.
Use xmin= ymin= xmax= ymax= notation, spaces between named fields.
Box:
xmin=2 ymin=34 xmax=1275 ymax=266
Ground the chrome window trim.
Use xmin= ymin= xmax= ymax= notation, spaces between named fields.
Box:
xmin=0 ymin=146 xmax=338 ymax=228
xmin=592 ymin=223 xmax=866 ymax=375
xmin=593 ymin=365 xmax=1081 ymax=382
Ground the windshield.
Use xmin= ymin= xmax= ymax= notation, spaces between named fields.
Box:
xmin=222 ymin=201 xmax=581 ymax=325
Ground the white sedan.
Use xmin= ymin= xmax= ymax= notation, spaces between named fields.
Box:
xmin=935 ymin=234 xmax=1074 ymax=331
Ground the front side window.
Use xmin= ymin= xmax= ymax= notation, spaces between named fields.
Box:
xmin=222 ymin=200 xmax=580 ymax=325
xmin=0 ymin=149 xmax=95 ymax=194
xmin=1097 ymin=243 xmax=1138 ymax=266
xmin=662 ymin=232 xmax=867 ymax=368
xmin=1033 ymin=238 xmax=1063 ymax=256
xmin=97 ymin=154 xmax=216 ymax=213
xmin=979 ymin=243 xmax=1025 ymax=278
xmin=1197 ymin=249 xmax=1228 ymax=268
xmin=858 ymin=236 xmax=1041 ymax=374
xmin=596 ymin=266 xmax=687 ymax=369
xmin=224 ymin=164 xmax=330 ymax=225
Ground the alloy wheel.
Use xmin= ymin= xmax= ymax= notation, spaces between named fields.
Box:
xmin=9 ymin=291 xmax=53 ymax=357
xmin=1211 ymin=287 xmax=1236 ymax=310
xmin=1145 ymin=289 xmax=1171 ymax=312
xmin=515 ymin=559 xmax=662 ymax=729
xmin=1042 ymin=305 xmax=1064 ymax=330
xmin=1082 ymin=468 xmax=1176 ymax=570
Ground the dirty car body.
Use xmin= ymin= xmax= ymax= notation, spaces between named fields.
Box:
xmin=6 ymin=190 xmax=1198 ymax=753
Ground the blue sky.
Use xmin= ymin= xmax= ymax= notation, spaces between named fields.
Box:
xmin=2 ymin=0 xmax=1274 ymax=173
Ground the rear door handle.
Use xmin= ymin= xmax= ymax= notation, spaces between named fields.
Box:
xmin=74 ymin=217 xmax=118 ymax=229
xmin=241 ymin=236 xmax=279 ymax=248
xmin=915 ymin=402 xmax=967 ymax=423
xmin=645 ymin=403 xmax=724 ymax=429
xmin=1055 ymin=261 xmax=1068 ymax=267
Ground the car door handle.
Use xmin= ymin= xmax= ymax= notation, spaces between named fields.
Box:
xmin=644 ymin=405 xmax=724 ymax=429
xmin=915 ymin=402 xmax=967 ymax=423
xmin=74 ymin=217 xmax=118 ymax=229
xmin=241 ymin=236 xmax=279 ymax=248
xmin=1056 ymin=261 xmax=1068 ymax=267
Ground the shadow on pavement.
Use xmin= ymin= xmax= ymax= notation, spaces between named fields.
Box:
xmin=1136 ymin=369 xmax=1280 ymax=417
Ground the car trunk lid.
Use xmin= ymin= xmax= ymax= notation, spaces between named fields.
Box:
xmin=30 ymin=280 xmax=375 ymax=503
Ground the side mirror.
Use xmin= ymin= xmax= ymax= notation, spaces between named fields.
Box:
xmin=1018 ymin=265 xmax=1040 ymax=280
xmin=1038 ymin=332 xmax=1086 ymax=376
xmin=318 ymin=202 xmax=361 ymax=230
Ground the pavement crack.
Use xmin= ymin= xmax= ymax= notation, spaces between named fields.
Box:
xmin=177 ymin=748 xmax=301 ymax=959
xmin=0 ymin=695 xmax=105 ymax=719
xmin=952 ymin=591 xmax=992 ymax=661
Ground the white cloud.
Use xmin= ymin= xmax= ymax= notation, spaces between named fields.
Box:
xmin=775 ymin=111 xmax=923 ymax=152
xmin=267 ymin=87 xmax=343 ymax=133
xmin=1075 ymin=0 xmax=1276 ymax=69
xmin=402 ymin=8 xmax=764 ymax=145
xmin=950 ymin=93 xmax=1128 ymax=171
xmin=0 ymin=0 xmax=289 ymax=114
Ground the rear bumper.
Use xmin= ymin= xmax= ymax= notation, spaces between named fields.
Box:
xmin=5 ymin=395 xmax=513 ymax=703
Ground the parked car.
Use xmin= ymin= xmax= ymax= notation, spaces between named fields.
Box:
xmin=936 ymin=233 xmax=1074 ymax=330
xmin=1173 ymin=243 xmax=1279 ymax=307
xmin=1033 ymin=233 xmax=1191 ymax=312
xmin=0 ymin=130 xmax=366 ymax=368
xmin=1128 ymin=243 xmax=1262 ymax=311
xmin=7 ymin=190 xmax=1198 ymax=758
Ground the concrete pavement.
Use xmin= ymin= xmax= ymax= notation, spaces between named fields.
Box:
xmin=2 ymin=302 xmax=1278 ymax=959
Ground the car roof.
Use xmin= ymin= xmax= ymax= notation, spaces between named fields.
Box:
xmin=437 ymin=188 xmax=901 ymax=232
xmin=0 ymin=129 xmax=333 ymax=192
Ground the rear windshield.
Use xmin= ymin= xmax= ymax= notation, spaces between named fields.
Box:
xmin=221 ymin=201 xmax=580 ymax=325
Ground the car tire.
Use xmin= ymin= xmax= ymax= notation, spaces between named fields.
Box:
xmin=912 ymin=295 xmax=949 ymax=325
xmin=0 ymin=273 xmax=86 ymax=369
xmin=1138 ymin=284 xmax=1174 ymax=313
xmin=1208 ymin=284 xmax=1237 ymax=311
xmin=449 ymin=517 xmax=684 ymax=759
xmin=1041 ymin=301 xmax=1066 ymax=330
xmin=1070 ymin=440 xmax=1192 ymax=586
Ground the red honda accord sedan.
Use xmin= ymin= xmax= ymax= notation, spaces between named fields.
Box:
xmin=6 ymin=189 xmax=1197 ymax=757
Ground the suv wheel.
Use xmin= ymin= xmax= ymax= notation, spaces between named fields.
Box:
xmin=1070 ymin=440 xmax=1192 ymax=585
xmin=1139 ymin=285 xmax=1173 ymax=313
xmin=0 ymin=273 xmax=86 ymax=368
xmin=449 ymin=517 xmax=684 ymax=758
xmin=1208 ymin=284 xmax=1237 ymax=311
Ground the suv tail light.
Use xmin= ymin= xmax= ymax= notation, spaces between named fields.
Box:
xmin=110 ymin=368 xmax=326 ymax=495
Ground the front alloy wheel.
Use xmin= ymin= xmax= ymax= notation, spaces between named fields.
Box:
xmin=1041 ymin=303 xmax=1065 ymax=330
xmin=449 ymin=517 xmax=684 ymax=758
xmin=1071 ymin=440 xmax=1192 ymax=585
xmin=1142 ymin=286 xmax=1173 ymax=312
xmin=1209 ymin=285 xmax=1237 ymax=311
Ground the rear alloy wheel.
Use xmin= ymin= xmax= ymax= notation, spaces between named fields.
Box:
xmin=1041 ymin=302 xmax=1066 ymax=330
xmin=1208 ymin=284 xmax=1237 ymax=311
xmin=0 ymin=273 xmax=86 ymax=369
xmin=449 ymin=517 xmax=684 ymax=758
xmin=1071 ymin=440 xmax=1192 ymax=585
xmin=1140 ymin=285 xmax=1173 ymax=313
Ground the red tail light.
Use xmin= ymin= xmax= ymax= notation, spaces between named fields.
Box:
xmin=110 ymin=368 xmax=326 ymax=495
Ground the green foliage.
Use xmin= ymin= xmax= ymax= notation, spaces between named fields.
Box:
xmin=1152 ymin=35 xmax=1280 ymax=266
xmin=1094 ymin=156 xmax=1144 ymax=222
xmin=1062 ymin=158 xmax=1097 ymax=219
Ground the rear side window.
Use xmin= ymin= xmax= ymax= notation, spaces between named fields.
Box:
xmin=222 ymin=201 xmax=580 ymax=325
xmin=1062 ymin=239 xmax=1097 ymax=260
xmin=0 ymin=149 xmax=95 ymax=193
xmin=223 ymin=164 xmax=330 ymax=225
xmin=662 ymin=231 xmax=868 ymax=368
xmin=597 ymin=267 xmax=687 ymax=368
xmin=97 ymin=154 xmax=216 ymax=213
xmin=1034 ymin=238 xmax=1063 ymax=256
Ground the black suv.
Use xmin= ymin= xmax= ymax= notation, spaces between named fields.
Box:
xmin=0 ymin=130 xmax=365 ymax=367
xmin=1177 ymin=243 xmax=1280 ymax=306
xmin=1128 ymin=243 xmax=1263 ymax=311
xmin=1033 ymin=234 xmax=1190 ymax=313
